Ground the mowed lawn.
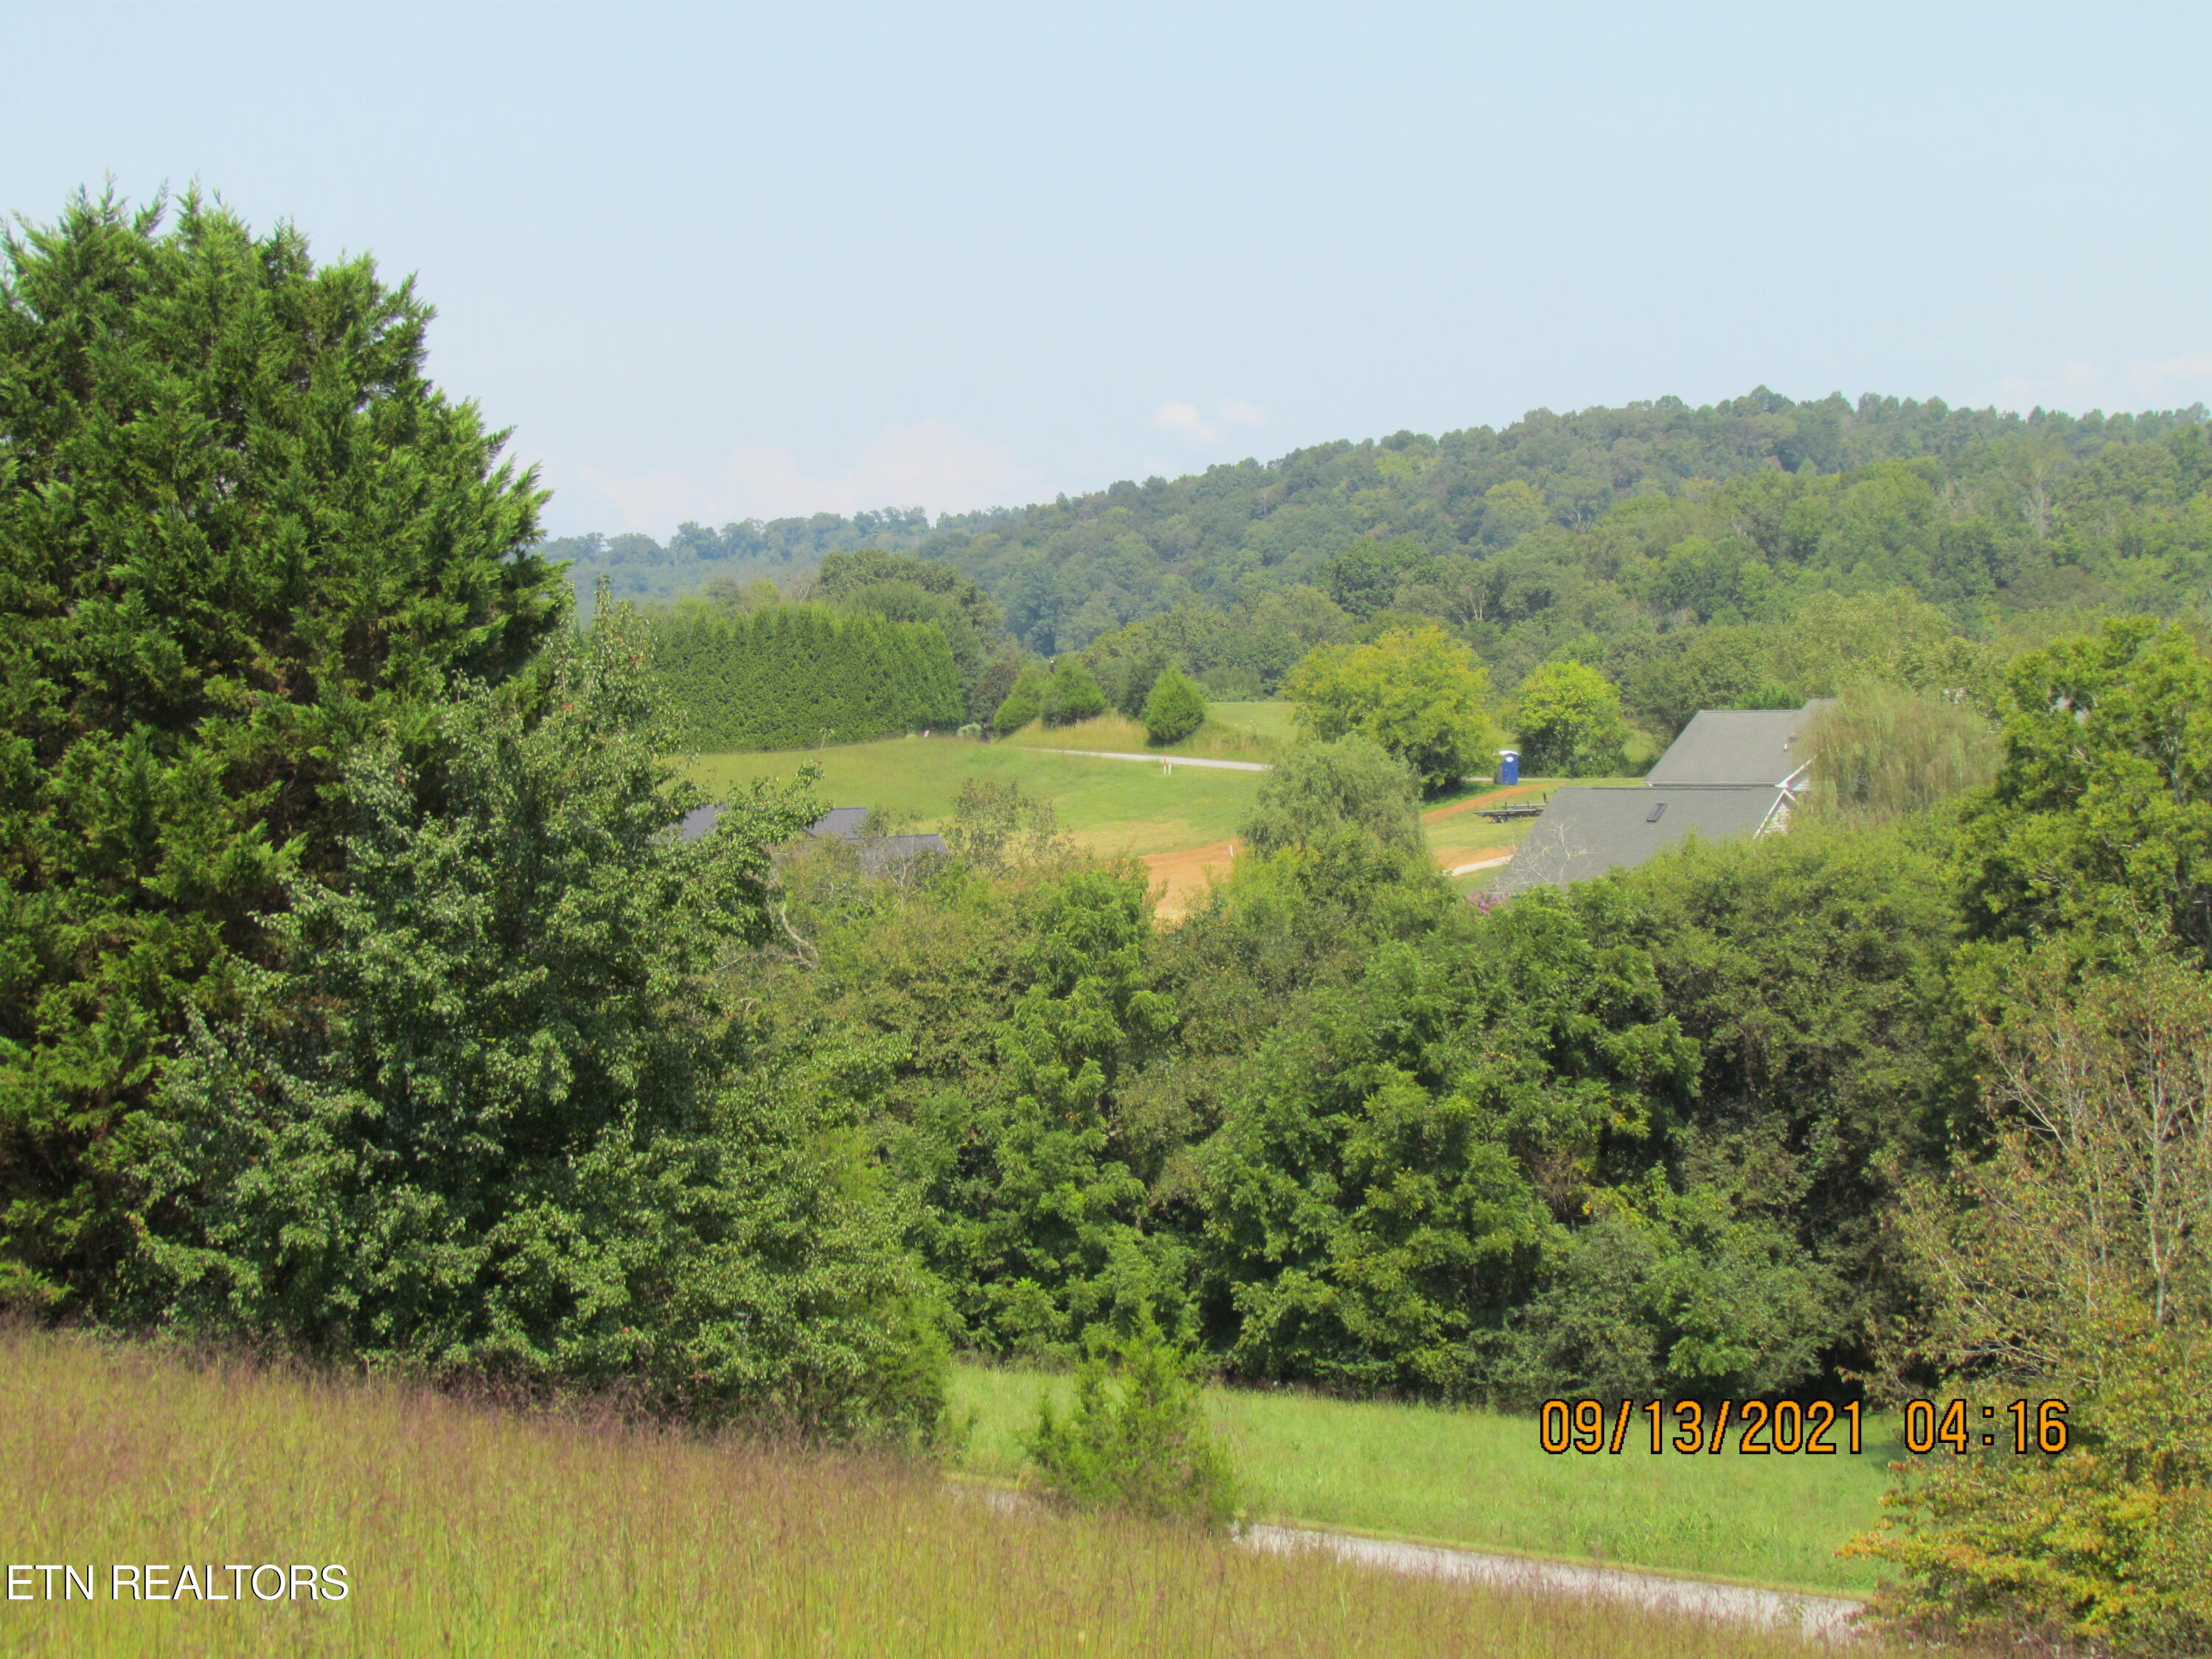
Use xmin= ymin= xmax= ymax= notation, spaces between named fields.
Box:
xmin=952 ymin=1364 xmax=1899 ymax=1594
xmin=690 ymin=703 xmax=1292 ymax=863
xmin=1004 ymin=705 xmax=1290 ymax=763
xmin=689 ymin=735 xmax=1268 ymax=859
xmin=0 ymin=1334 xmax=1882 ymax=1659
xmin=689 ymin=705 xmax=1646 ymax=884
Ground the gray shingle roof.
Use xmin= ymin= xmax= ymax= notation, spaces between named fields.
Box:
xmin=1492 ymin=787 xmax=1790 ymax=894
xmin=676 ymin=803 xmax=945 ymax=872
xmin=807 ymin=807 xmax=871 ymax=841
xmin=1644 ymin=704 xmax=1826 ymax=787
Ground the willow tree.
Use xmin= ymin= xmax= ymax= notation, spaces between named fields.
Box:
xmin=0 ymin=189 xmax=567 ymax=1310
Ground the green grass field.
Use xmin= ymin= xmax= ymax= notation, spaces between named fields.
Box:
xmin=689 ymin=701 xmax=1652 ymax=880
xmin=689 ymin=735 xmax=1266 ymax=859
xmin=1004 ymin=704 xmax=1291 ymax=762
xmin=951 ymin=1363 xmax=1897 ymax=1594
xmin=0 ymin=1333 xmax=1882 ymax=1658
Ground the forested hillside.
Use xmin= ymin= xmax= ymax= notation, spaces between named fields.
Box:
xmin=550 ymin=507 xmax=935 ymax=617
xmin=552 ymin=390 xmax=2210 ymax=737
xmin=921 ymin=393 xmax=2205 ymax=647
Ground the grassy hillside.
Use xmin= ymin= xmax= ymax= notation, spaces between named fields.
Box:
xmin=951 ymin=1364 xmax=1894 ymax=1594
xmin=1 ymin=1333 xmax=1879 ymax=1659
xmin=689 ymin=735 xmax=1267 ymax=860
xmin=1001 ymin=706 xmax=1284 ymax=762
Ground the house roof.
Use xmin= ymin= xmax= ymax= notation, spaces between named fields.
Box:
xmin=676 ymin=803 xmax=946 ymax=872
xmin=807 ymin=807 xmax=871 ymax=841
xmin=1492 ymin=786 xmax=1790 ymax=895
xmin=1644 ymin=704 xmax=1826 ymax=787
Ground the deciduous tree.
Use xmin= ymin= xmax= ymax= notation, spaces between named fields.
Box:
xmin=1514 ymin=659 xmax=1630 ymax=777
xmin=1284 ymin=626 xmax=1496 ymax=794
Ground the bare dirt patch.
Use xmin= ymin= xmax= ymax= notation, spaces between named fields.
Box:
xmin=1144 ymin=838 xmax=1240 ymax=921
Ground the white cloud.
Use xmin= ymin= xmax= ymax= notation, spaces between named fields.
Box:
xmin=1153 ymin=400 xmax=1216 ymax=442
xmin=575 ymin=420 xmax=1047 ymax=532
xmin=1152 ymin=398 xmax=1267 ymax=446
xmin=1990 ymin=358 xmax=2101 ymax=412
xmin=2129 ymin=350 xmax=2212 ymax=403
xmin=1985 ymin=352 xmax=2212 ymax=415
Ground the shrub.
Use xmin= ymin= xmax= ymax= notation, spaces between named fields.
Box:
xmin=1142 ymin=667 xmax=1208 ymax=746
xmin=1497 ymin=1177 xmax=1840 ymax=1403
xmin=1237 ymin=735 xmax=1422 ymax=860
xmin=1026 ymin=1321 xmax=1238 ymax=1528
xmin=1847 ymin=1328 xmax=2212 ymax=1658
xmin=1857 ymin=949 xmax=2212 ymax=1653
xmin=1043 ymin=657 xmax=1108 ymax=726
xmin=994 ymin=665 xmax=1048 ymax=735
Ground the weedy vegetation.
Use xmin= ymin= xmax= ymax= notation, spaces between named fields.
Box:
xmin=0 ymin=1332 xmax=1880 ymax=1659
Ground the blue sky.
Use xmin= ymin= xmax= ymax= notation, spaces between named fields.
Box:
xmin=5 ymin=2 xmax=2208 ymax=535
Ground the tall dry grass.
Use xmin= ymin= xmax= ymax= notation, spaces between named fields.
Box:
xmin=0 ymin=1331 xmax=1873 ymax=1657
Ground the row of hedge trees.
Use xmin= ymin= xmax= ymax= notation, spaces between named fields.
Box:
xmin=649 ymin=602 xmax=964 ymax=750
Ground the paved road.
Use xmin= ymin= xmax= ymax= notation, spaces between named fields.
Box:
xmin=1445 ymin=852 xmax=1514 ymax=876
xmin=1034 ymin=748 xmax=1271 ymax=773
xmin=959 ymin=1482 xmax=1865 ymax=1640
xmin=1240 ymin=1524 xmax=1866 ymax=1641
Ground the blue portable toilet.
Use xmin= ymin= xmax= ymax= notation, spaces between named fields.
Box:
xmin=1498 ymin=748 xmax=1520 ymax=785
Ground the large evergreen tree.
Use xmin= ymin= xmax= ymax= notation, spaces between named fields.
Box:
xmin=0 ymin=190 xmax=567 ymax=1310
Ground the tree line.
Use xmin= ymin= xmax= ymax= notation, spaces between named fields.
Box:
xmin=648 ymin=602 xmax=964 ymax=750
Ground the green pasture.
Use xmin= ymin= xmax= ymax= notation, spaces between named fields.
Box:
xmin=951 ymin=1363 xmax=1899 ymax=1593
xmin=1002 ymin=703 xmax=1292 ymax=762
xmin=688 ymin=735 xmax=1266 ymax=859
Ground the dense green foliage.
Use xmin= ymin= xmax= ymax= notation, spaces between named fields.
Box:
xmin=993 ymin=664 xmax=1048 ymax=735
xmin=1513 ymin=658 xmax=1631 ymax=776
xmin=811 ymin=546 xmax=1004 ymax=718
xmin=1284 ymin=625 xmax=1497 ymax=792
xmin=647 ymin=601 xmax=963 ymax=751
xmin=1026 ymin=1321 xmax=1238 ymax=1528
xmin=911 ymin=393 xmax=2211 ymax=681
xmin=0 ymin=191 xmax=567 ymax=1310
xmin=1042 ymin=655 xmax=1108 ymax=726
xmin=1236 ymin=736 xmax=1422 ymax=861
xmin=13 ymin=180 xmax=2212 ymax=1649
xmin=128 ymin=610 xmax=944 ymax=1433
xmin=1141 ymin=667 xmax=1206 ymax=746
xmin=1956 ymin=617 xmax=2212 ymax=961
